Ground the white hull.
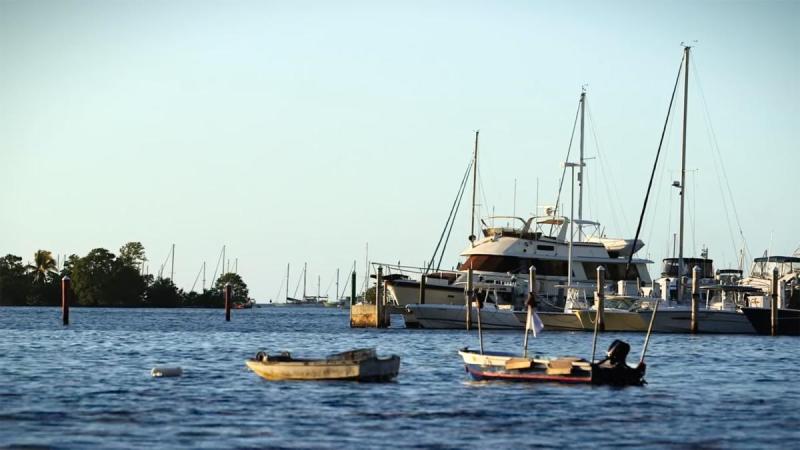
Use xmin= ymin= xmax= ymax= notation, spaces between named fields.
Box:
xmin=574 ymin=310 xmax=649 ymax=332
xmin=520 ymin=311 xmax=584 ymax=331
xmin=404 ymin=304 xmax=523 ymax=330
xmin=386 ymin=279 xmax=463 ymax=306
xmin=641 ymin=309 xmax=756 ymax=334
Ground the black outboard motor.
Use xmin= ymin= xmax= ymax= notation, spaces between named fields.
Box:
xmin=606 ymin=339 xmax=630 ymax=367
xmin=591 ymin=339 xmax=646 ymax=386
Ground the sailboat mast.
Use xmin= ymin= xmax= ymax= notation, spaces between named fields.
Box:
xmin=170 ymin=243 xmax=175 ymax=281
xmin=470 ymin=130 xmax=479 ymax=246
xmin=286 ymin=263 xmax=290 ymax=301
xmin=303 ymin=262 xmax=307 ymax=299
xmin=678 ymin=45 xmax=690 ymax=302
xmin=578 ymin=89 xmax=586 ymax=235
xmin=336 ymin=268 xmax=340 ymax=300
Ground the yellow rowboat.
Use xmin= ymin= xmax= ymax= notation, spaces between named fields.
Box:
xmin=245 ymin=348 xmax=400 ymax=382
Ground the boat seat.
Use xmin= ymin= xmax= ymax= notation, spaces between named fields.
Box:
xmin=505 ymin=358 xmax=533 ymax=370
xmin=546 ymin=359 xmax=576 ymax=375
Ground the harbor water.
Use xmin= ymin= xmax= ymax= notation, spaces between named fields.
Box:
xmin=1 ymin=307 xmax=798 ymax=449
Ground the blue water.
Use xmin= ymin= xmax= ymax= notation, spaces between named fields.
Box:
xmin=1 ymin=307 xmax=798 ymax=449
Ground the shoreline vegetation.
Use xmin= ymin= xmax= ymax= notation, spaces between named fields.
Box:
xmin=0 ymin=242 xmax=250 ymax=308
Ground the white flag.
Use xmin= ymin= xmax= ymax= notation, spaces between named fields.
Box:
xmin=531 ymin=311 xmax=544 ymax=337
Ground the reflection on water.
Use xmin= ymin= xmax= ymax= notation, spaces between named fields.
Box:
xmin=1 ymin=307 xmax=798 ymax=448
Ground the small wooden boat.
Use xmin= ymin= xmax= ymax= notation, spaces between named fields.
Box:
xmin=459 ymin=339 xmax=645 ymax=386
xmin=245 ymin=348 xmax=400 ymax=382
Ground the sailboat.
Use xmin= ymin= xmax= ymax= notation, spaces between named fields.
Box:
xmin=285 ymin=263 xmax=326 ymax=306
xmin=594 ymin=46 xmax=757 ymax=334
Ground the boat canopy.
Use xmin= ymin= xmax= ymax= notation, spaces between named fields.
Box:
xmin=750 ymin=256 xmax=800 ymax=278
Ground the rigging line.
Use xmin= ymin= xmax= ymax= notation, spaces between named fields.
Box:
xmin=292 ymin=264 xmax=304 ymax=298
xmin=190 ymin=262 xmax=203 ymax=292
xmin=210 ymin=246 xmax=224 ymax=287
xmin=693 ymin=63 xmax=737 ymax=259
xmin=324 ymin=276 xmax=334 ymax=297
xmin=158 ymin=246 xmax=172 ymax=279
xmin=273 ymin=277 xmax=284 ymax=302
xmin=426 ymin=159 xmax=473 ymax=274
xmin=625 ymin=52 xmax=685 ymax=277
xmin=692 ymin=58 xmax=751 ymax=261
xmin=587 ymin=103 xmax=630 ymax=233
xmin=338 ymin=262 xmax=355 ymax=299
xmin=437 ymin=161 xmax=472 ymax=271
xmin=553 ymin=100 xmax=582 ymax=218
xmin=643 ymin=91 xmax=678 ymax=253
xmin=478 ymin=165 xmax=490 ymax=223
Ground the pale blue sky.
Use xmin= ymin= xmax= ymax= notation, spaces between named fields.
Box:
xmin=1 ymin=1 xmax=798 ymax=301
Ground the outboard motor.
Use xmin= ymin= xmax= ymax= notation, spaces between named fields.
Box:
xmin=591 ymin=339 xmax=645 ymax=386
xmin=606 ymin=339 xmax=630 ymax=367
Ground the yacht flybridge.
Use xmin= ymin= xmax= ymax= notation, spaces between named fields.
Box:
xmin=385 ymin=212 xmax=653 ymax=314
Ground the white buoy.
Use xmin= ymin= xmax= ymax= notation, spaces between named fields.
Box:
xmin=151 ymin=367 xmax=183 ymax=377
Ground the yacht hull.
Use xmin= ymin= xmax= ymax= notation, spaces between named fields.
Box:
xmin=640 ymin=309 xmax=755 ymax=334
xmin=404 ymin=304 xmax=523 ymax=330
xmin=520 ymin=311 xmax=584 ymax=331
xmin=575 ymin=310 xmax=649 ymax=332
xmin=741 ymin=307 xmax=800 ymax=335
xmin=386 ymin=279 xmax=463 ymax=306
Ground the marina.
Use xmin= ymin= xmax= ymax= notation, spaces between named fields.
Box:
xmin=2 ymin=1 xmax=798 ymax=448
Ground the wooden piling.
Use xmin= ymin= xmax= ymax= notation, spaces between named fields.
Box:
xmin=376 ymin=266 xmax=383 ymax=327
xmin=465 ymin=268 xmax=473 ymax=330
xmin=351 ymin=271 xmax=356 ymax=306
xmin=419 ymin=275 xmax=426 ymax=304
xmin=595 ymin=266 xmax=605 ymax=332
xmin=771 ymin=267 xmax=779 ymax=336
xmin=224 ymin=283 xmax=232 ymax=322
xmin=381 ymin=277 xmax=390 ymax=328
xmin=61 ymin=276 xmax=70 ymax=326
xmin=691 ymin=266 xmax=700 ymax=334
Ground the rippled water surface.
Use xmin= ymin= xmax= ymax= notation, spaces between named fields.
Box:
xmin=1 ymin=307 xmax=798 ymax=449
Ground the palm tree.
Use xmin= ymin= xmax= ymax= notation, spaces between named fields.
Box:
xmin=25 ymin=250 xmax=58 ymax=284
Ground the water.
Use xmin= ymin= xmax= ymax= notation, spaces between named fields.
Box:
xmin=1 ymin=307 xmax=798 ymax=449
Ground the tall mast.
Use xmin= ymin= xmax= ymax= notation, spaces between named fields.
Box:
xmin=170 ymin=243 xmax=175 ymax=281
xmin=303 ymin=262 xmax=307 ymax=299
xmin=222 ymin=245 xmax=226 ymax=274
xmin=317 ymin=275 xmax=320 ymax=299
xmin=678 ymin=45 xmax=690 ymax=302
xmin=286 ymin=263 xmax=290 ymax=301
xmin=470 ymin=130 xmax=479 ymax=247
xmin=578 ymin=89 xmax=586 ymax=236
xmin=202 ymin=261 xmax=206 ymax=291
xmin=336 ymin=268 xmax=340 ymax=300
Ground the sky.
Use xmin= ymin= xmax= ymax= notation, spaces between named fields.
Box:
xmin=1 ymin=0 xmax=798 ymax=302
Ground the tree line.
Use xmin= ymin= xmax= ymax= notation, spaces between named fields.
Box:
xmin=0 ymin=242 xmax=250 ymax=308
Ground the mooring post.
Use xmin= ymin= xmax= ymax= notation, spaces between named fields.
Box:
xmin=691 ymin=266 xmax=700 ymax=334
xmin=376 ymin=266 xmax=383 ymax=328
xmin=382 ymin=277 xmax=390 ymax=328
xmin=419 ymin=275 xmax=426 ymax=304
xmin=465 ymin=268 xmax=473 ymax=330
xmin=61 ymin=276 xmax=71 ymax=326
xmin=595 ymin=266 xmax=605 ymax=332
xmin=771 ymin=267 xmax=779 ymax=336
xmin=224 ymin=283 xmax=232 ymax=322
xmin=351 ymin=271 xmax=356 ymax=306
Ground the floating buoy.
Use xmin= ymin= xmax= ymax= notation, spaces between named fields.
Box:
xmin=151 ymin=367 xmax=183 ymax=377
